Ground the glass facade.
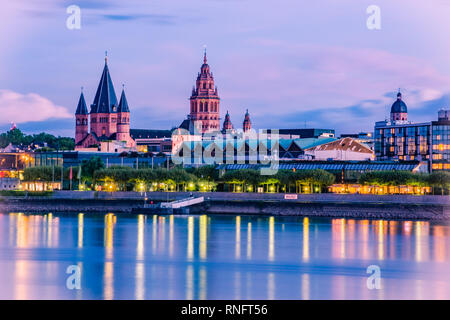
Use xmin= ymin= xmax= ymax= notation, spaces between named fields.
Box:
xmin=431 ymin=120 xmax=450 ymax=171
xmin=375 ymin=112 xmax=450 ymax=172
xmin=374 ymin=122 xmax=430 ymax=162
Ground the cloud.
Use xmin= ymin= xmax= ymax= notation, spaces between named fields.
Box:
xmin=0 ymin=90 xmax=72 ymax=126
xmin=101 ymin=14 xmax=175 ymax=25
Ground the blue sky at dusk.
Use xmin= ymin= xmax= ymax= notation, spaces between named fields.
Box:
xmin=1 ymin=0 xmax=450 ymax=137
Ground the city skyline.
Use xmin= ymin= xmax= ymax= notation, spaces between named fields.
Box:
xmin=1 ymin=1 xmax=450 ymax=137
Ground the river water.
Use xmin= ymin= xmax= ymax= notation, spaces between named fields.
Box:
xmin=0 ymin=212 xmax=449 ymax=299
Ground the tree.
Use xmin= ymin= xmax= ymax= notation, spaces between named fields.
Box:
xmin=0 ymin=128 xmax=75 ymax=150
xmin=82 ymin=156 xmax=105 ymax=183
xmin=428 ymin=171 xmax=450 ymax=195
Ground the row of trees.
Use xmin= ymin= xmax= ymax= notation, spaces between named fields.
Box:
xmin=0 ymin=129 xmax=74 ymax=150
xmin=22 ymin=162 xmax=450 ymax=194
xmin=221 ymin=169 xmax=335 ymax=193
xmin=91 ymin=167 xmax=335 ymax=193
xmin=358 ymin=171 xmax=450 ymax=194
xmin=93 ymin=167 xmax=203 ymax=191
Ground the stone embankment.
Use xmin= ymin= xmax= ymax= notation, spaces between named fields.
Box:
xmin=0 ymin=191 xmax=448 ymax=220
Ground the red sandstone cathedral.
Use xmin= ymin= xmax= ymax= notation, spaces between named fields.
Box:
xmin=75 ymin=52 xmax=252 ymax=150
xmin=75 ymin=56 xmax=135 ymax=151
xmin=179 ymin=51 xmax=252 ymax=135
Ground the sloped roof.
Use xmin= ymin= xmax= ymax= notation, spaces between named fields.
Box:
xmin=118 ymin=89 xmax=130 ymax=113
xmin=305 ymin=137 xmax=372 ymax=154
xmin=91 ymin=62 xmax=118 ymax=114
xmin=75 ymin=92 xmax=88 ymax=115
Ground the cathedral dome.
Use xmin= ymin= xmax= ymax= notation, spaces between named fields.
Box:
xmin=391 ymin=92 xmax=407 ymax=114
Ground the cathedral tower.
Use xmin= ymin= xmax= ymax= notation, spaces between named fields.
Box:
xmin=189 ymin=51 xmax=220 ymax=133
xmin=89 ymin=55 xmax=118 ymax=137
xmin=222 ymin=110 xmax=233 ymax=131
xmin=75 ymin=90 xmax=89 ymax=144
xmin=116 ymin=87 xmax=131 ymax=142
xmin=243 ymin=109 xmax=252 ymax=132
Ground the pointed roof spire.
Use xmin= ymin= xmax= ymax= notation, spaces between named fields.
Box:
xmin=91 ymin=54 xmax=118 ymax=114
xmin=75 ymin=90 xmax=88 ymax=115
xmin=243 ymin=109 xmax=251 ymax=131
xmin=203 ymin=45 xmax=207 ymax=64
xmin=223 ymin=110 xmax=233 ymax=131
xmin=118 ymin=85 xmax=130 ymax=113
xmin=105 ymin=50 xmax=108 ymax=65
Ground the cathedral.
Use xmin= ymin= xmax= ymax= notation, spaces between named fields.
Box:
xmin=178 ymin=51 xmax=252 ymax=135
xmin=75 ymin=56 xmax=135 ymax=151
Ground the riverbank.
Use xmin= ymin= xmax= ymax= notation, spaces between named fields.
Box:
xmin=0 ymin=191 xmax=449 ymax=220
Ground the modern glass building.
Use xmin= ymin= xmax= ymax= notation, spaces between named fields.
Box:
xmin=431 ymin=110 xmax=450 ymax=170
xmin=375 ymin=108 xmax=449 ymax=172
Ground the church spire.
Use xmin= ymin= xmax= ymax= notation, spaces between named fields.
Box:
xmin=188 ymin=51 xmax=220 ymax=133
xmin=243 ymin=109 xmax=251 ymax=132
xmin=118 ymin=86 xmax=130 ymax=113
xmin=75 ymin=90 xmax=88 ymax=115
xmin=91 ymin=54 xmax=118 ymax=114
xmin=222 ymin=110 xmax=233 ymax=131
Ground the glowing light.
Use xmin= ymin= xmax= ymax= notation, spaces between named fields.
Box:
xmin=235 ymin=216 xmax=241 ymax=259
xmin=187 ymin=217 xmax=194 ymax=260
xmin=78 ymin=213 xmax=84 ymax=248
xmin=303 ymin=217 xmax=309 ymax=262
xmin=268 ymin=217 xmax=275 ymax=261
xmin=199 ymin=215 xmax=207 ymax=260
xmin=247 ymin=222 xmax=252 ymax=260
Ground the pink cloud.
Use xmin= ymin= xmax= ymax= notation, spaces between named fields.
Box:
xmin=0 ymin=89 xmax=72 ymax=125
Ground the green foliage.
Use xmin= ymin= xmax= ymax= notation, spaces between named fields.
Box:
xmin=0 ymin=128 xmax=75 ymax=150
xmin=23 ymin=166 xmax=62 ymax=181
xmin=221 ymin=169 xmax=335 ymax=190
xmin=82 ymin=156 xmax=105 ymax=181
xmin=358 ymin=171 xmax=427 ymax=186
xmin=187 ymin=165 xmax=219 ymax=180
xmin=0 ymin=190 xmax=53 ymax=197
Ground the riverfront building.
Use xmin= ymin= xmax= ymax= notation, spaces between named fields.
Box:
xmin=374 ymin=91 xmax=450 ymax=171
xmin=75 ymin=55 xmax=135 ymax=151
xmin=176 ymin=136 xmax=374 ymax=164
xmin=177 ymin=51 xmax=252 ymax=136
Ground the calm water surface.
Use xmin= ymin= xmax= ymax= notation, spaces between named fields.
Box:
xmin=1 ymin=212 xmax=450 ymax=299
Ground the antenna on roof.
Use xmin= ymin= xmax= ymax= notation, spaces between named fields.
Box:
xmin=105 ymin=50 xmax=108 ymax=64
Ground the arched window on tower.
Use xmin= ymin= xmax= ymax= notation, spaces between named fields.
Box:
xmin=76 ymin=119 xmax=80 ymax=125
xmin=200 ymin=102 xmax=203 ymax=112
xmin=205 ymin=102 xmax=208 ymax=112
xmin=203 ymin=83 xmax=206 ymax=89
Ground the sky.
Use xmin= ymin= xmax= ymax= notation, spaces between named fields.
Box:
xmin=1 ymin=0 xmax=450 ymax=137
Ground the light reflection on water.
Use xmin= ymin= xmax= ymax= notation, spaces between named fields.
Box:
xmin=0 ymin=212 xmax=450 ymax=299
